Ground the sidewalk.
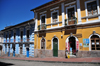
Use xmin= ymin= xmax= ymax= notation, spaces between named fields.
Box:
xmin=0 ymin=56 xmax=100 ymax=63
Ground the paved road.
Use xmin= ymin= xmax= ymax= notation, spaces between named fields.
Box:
xmin=0 ymin=59 xmax=100 ymax=66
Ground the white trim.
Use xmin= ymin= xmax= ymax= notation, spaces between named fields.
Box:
xmin=40 ymin=14 xmax=46 ymax=25
xmin=61 ymin=3 xmax=65 ymax=26
xmin=78 ymin=19 xmax=100 ymax=25
xmin=51 ymin=10 xmax=59 ymax=28
xmin=65 ymin=36 xmax=79 ymax=51
xmin=89 ymin=33 xmax=100 ymax=51
xmin=40 ymin=38 xmax=46 ymax=50
xmin=40 ymin=11 xmax=47 ymax=14
xmin=50 ymin=7 xmax=59 ymax=11
xmin=65 ymin=1 xmax=76 ymax=6
xmin=35 ymin=26 xmax=64 ymax=32
xmin=85 ymin=0 xmax=100 ymax=21
xmin=47 ymin=26 xmax=63 ymax=30
xmin=77 ymin=0 xmax=81 ymax=23
xmin=52 ymin=36 xmax=59 ymax=50
xmin=66 ymin=5 xmax=76 ymax=25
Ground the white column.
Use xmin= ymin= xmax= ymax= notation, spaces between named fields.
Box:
xmin=97 ymin=0 xmax=100 ymax=19
xmin=77 ymin=0 xmax=81 ymax=24
xmin=61 ymin=3 xmax=65 ymax=26
xmin=35 ymin=13 xmax=38 ymax=31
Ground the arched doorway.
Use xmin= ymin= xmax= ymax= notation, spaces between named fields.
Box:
xmin=66 ymin=36 xmax=79 ymax=55
xmin=40 ymin=38 xmax=46 ymax=58
xmin=91 ymin=35 xmax=100 ymax=50
xmin=5 ymin=44 xmax=7 ymax=54
xmin=8 ymin=44 xmax=10 ymax=57
xmin=12 ymin=44 xmax=15 ymax=57
xmin=26 ymin=44 xmax=29 ymax=58
xmin=26 ymin=48 xmax=29 ymax=57
xmin=0 ymin=45 xmax=2 ymax=56
xmin=41 ymin=38 xmax=45 ymax=49
xmin=69 ymin=37 xmax=76 ymax=55
xmin=53 ymin=38 xmax=58 ymax=57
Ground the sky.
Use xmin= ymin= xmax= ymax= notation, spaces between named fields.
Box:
xmin=0 ymin=0 xmax=52 ymax=31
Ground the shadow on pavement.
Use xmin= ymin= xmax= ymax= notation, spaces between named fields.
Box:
xmin=0 ymin=62 xmax=14 ymax=66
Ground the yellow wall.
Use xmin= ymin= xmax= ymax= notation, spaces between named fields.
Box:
xmin=34 ymin=26 xmax=100 ymax=51
xmin=34 ymin=0 xmax=100 ymax=51
xmin=36 ymin=0 xmax=99 ymax=29
xmin=80 ymin=0 xmax=99 ymax=23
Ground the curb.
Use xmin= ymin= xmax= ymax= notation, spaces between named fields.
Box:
xmin=0 ymin=58 xmax=100 ymax=64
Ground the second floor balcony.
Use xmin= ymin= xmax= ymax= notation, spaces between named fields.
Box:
xmin=38 ymin=24 xmax=46 ymax=30
xmin=65 ymin=17 xmax=77 ymax=26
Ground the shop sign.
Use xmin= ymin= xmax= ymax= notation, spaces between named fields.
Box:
xmin=47 ymin=40 xmax=51 ymax=42
xmin=83 ymin=39 xmax=89 ymax=47
xmin=74 ymin=34 xmax=82 ymax=38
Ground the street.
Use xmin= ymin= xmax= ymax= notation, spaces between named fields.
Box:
xmin=0 ymin=59 xmax=100 ymax=66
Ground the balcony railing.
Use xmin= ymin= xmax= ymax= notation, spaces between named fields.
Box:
xmin=65 ymin=17 xmax=77 ymax=25
xmin=38 ymin=24 xmax=46 ymax=30
xmin=9 ymin=40 xmax=10 ymax=42
xmin=27 ymin=38 xmax=29 ymax=42
xmin=14 ymin=39 xmax=16 ymax=42
xmin=21 ymin=39 xmax=23 ymax=42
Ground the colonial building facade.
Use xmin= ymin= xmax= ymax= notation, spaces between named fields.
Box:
xmin=31 ymin=0 xmax=100 ymax=58
xmin=1 ymin=19 xmax=35 ymax=58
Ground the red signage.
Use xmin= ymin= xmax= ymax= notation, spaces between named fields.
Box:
xmin=76 ymin=41 xmax=79 ymax=50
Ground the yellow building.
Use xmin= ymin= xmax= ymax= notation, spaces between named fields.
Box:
xmin=31 ymin=0 xmax=100 ymax=58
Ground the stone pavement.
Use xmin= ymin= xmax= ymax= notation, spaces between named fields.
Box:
xmin=0 ymin=56 xmax=100 ymax=63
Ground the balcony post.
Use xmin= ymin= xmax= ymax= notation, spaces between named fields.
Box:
xmin=61 ymin=3 xmax=65 ymax=26
xmin=35 ymin=13 xmax=38 ymax=31
xmin=77 ymin=0 xmax=81 ymax=24
xmin=97 ymin=0 xmax=100 ymax=19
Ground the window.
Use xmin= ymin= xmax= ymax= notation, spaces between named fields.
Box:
xmin=40 ymin=14 xmax=46 ymax=30
xmin=41 ymin=38 xmax=45 ymax=49
xmin=21 ymin=31 xmax=23 ymax=42
xmin=66 ymin=6 xmax=76 ymax=25
xmin=14 ymin=33 xmax=16 ymax=42
xmin=40 ymin=14 xmax=46 ymax=25
xmin=52 ymin=12 xmax=58 ymax=22
xmin=68 ymin=7 xmax=75 ymax=19
xmin=87 ymin=1 xmax=97 ymax=16
xmin=66 ymin=5 xmax=76 ymax=25
xmin=91 ymin=35 xmax=100 ymax=50
xmin=9 ymin=34 xmax=11 ymax=42
xmin=6 ymin=35 xmax=7 ymax=42
xmin=41 ymin=16 xmax=45 ymax=24
xmin=27 ymin=30 xmax=30 ymax=42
